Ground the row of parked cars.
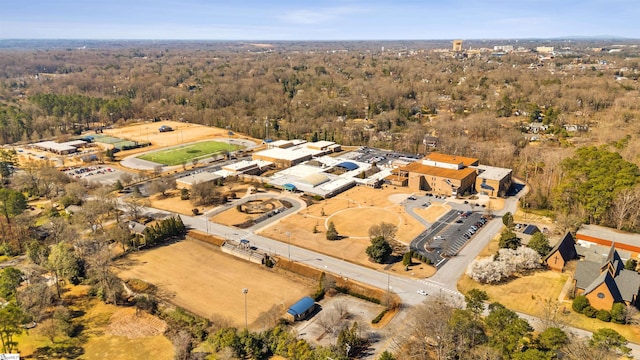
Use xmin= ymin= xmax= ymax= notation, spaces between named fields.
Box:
xmin=462 ymin=217 xmax=488 ymax=239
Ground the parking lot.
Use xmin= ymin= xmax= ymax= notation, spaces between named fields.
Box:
xmin=410 ymin=203 xmax=490 ymax=267
xmin=62 ymin=165 xmax=132 ymax=186
xmin=348 ymin=147 xmax=421 ymax=166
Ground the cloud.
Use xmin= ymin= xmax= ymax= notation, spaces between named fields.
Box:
xmin=279 ymin=6 xmax=366 ymax=25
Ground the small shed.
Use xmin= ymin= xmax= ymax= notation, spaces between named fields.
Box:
xmin=287 ymin=296 xmax=317 ymax=321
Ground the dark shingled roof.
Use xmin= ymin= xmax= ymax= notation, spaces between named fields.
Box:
xmin=584 ymin=271 xmax=624 ymax=303
xmin=574 ymin=261 xmax=602 ymax=289
xmin=545 ymin=232 xmax=578 ymax=264
xmin=287 ymin=296 xmax=315 ymax=317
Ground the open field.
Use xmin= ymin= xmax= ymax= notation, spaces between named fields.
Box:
xmin=257 ymin=186 xmax=435 ymax=276
xmin=114 ymin=238 xmax=315 ymax=329
xmin=16 ymin=285 xmax=173 ymax=360
xmin=138 ymin=140 xmax=240 ymax=165
xmin=104 ymin=121 xmax=259 ymax=159
xmin=458 ymin=271 xmax=569 ymax=315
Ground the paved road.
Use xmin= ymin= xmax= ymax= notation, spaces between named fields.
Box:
xmin=130 ymin=183 xmax=640 ymax=357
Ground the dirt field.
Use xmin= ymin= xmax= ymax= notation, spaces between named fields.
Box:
xmin=114 ymin=239 xmax=315 ymax=329
xmin=257 ymin=186 xmax=435 ymax=276
xmin=105 ymin=121 xmax=259 ymax=160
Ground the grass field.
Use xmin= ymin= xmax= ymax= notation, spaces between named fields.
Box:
xmin=137 ymin=141 xmax=240 ymax=165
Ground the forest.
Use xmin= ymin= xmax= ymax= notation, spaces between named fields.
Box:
xmin=2 ymin=40 xmax=640 ymax=230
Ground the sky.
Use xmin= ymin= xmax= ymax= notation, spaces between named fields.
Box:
xmin=1 ymin=0 xmax=638 ymax=40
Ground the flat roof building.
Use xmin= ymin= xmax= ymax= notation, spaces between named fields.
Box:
xmin=576 ymin=224 xmax=640 ymax=257
xmin=176 ymin=172 xmax=223 ymax=189
xmin=474 ymin=165 xmax=513 ymax=197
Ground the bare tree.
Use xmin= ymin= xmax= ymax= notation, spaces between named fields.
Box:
xmin=148 ymin=177 xmax=177 ymax=197
xmin=123 ymin=196 xmax=150 ymax=221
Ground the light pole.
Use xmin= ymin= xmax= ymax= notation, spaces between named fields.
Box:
xmin=242 ymin=288 xmax=248 ymax=330
xmin=286 ymin=231 xmax=291 ymax=262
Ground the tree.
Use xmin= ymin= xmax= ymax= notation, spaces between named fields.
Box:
xmin=537 ymin=327 xmax=568 ymax=351
xmin=368 ymin=222 xmax=397 ymax=241
xmin=0 ymin=302 xmax=26 ymax=353
xmin=378 ymin=350 xmax=395 ymax=360
xmin=502 ymin=212 xmax=514 ymax=229
xmin=554 ymin=146 xmax=639 ymax=224
xmin=610 ymin=302 xmax=627 ymax=324
xmin=149 ymin=176 xmax=176 ymax=197
xmin=485 ymin=304 xmax=533 ymax=356
xmin=498 ymin=228 xmax=520 ymax=249
xmin=512 ymin=348 xmax=554 ymax=360
xmin=465 ymin=289 xmax=489 ymax=316
xmin=336 ymin=322 xmax=367 ymax=358
xmin=589 ymin=328 xmax=631 ymax=356
xmin=46 ymin=242 xmax=81 ymax=298
xmin=365 ymin=236 xmax=392 ymax=263
xmin=0 ymin=149 xmax=18 ymax=181
xmin=326 ymin=221 xmax=339 ymax=240
xmin=624 ymin=258 xmax=637 ymax=271
xmin=0 ymin=267 xmax=23 ymax=300
xmin=0 ymin=188 xmax=27 ymax=233
xmin=528 ymin=232 xmax=551 ymax=256
xmin=123 ymin=196 xmax=150 ymax=221
xmin=190 ymin=182 xmax=224 ymax=206
xmin=572 ymin=295 xmax=589 ymax=313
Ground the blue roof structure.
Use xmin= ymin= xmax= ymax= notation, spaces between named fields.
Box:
xmin=287 ymin=296 xmax=315 ymax=317
xmin=283 ymin=183 xmax=297 ymax=191
xmin=480 ymin=183 xmax=495 ymax=190
xmin=337 ymin=161 xmax=359 ymax=171
xmin=523 ymin=225 xmax=540 ymax=235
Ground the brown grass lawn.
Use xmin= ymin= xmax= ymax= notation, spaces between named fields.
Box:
xmin=16 ymin=285 xmax=173 ymax=360
xmin=257 ymin=186 xmax=437 ymax=276
xmin=149 ymin=181 xmax=254 ymax=215
xmin=458 ymin=271 xmax=569 ymax=315
xmin=114 ymin=238 xmax=315 ymax=330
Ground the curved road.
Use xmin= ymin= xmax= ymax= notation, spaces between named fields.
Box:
xmin=131 ymin=184 xmax=640 ymax=356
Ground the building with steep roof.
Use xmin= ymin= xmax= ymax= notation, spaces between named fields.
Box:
xmin=573 ymin=244 xmax=640 ymax=310
xmin=544 ymin=232 xmax=578 ymax=272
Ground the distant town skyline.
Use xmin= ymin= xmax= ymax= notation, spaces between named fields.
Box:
xmin=1 ymin=0 xmax=638 ymax=40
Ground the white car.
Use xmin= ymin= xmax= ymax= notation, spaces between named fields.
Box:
xmin=417 ymin=289 xmax=428 ymax=296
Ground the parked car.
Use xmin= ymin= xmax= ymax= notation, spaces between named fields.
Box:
xmin=417 ymin=289 xmax=428 ymax=296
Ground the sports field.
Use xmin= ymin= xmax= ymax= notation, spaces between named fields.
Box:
xmin=137 ymin=141 xmax=239 ymax=165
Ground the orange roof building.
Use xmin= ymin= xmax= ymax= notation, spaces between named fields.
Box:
xmin=390 ymin=152 xmax=478 ymax=196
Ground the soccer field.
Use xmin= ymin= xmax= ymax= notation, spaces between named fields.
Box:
xmin=137 ymin=141 xmax=240 ymax=165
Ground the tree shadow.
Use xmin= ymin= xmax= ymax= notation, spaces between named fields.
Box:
xmin=32 ymin=344 xmax=84 ymax=359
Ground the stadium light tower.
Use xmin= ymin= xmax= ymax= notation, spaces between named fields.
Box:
xmin=242 ymin=288 xmax=249 ymax=330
